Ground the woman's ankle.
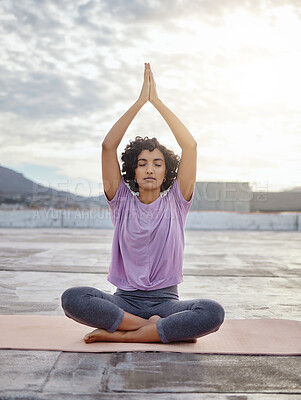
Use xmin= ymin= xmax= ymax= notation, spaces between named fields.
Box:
xmin=124 ymin=322 xmax=161 ymax=343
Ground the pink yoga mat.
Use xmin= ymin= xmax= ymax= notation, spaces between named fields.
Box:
xmin=0 ymin=315 xmax=300 ymax=355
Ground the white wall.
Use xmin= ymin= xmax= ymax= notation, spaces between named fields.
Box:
xmin=0 ymin=209 xmax=300 ymax=231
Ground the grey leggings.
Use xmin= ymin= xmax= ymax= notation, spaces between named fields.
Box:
xmin=61 ymin=285 xmax=225 ymax=343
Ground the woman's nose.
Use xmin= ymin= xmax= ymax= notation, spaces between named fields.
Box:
xmin=146 ymin=165 xmax=154 ymax=173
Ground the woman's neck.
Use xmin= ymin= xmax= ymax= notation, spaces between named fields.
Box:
xmin=138 ymin=189 xmax=161 ymax=204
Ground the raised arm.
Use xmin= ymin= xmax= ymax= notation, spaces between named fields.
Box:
xmin=102 ymin=64 xmax=150 ymax=201
xmin=148 ymin=64 xmax=197 ymax=201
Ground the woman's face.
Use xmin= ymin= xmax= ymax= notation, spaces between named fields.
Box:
xmin=135 ymin=148 xmax=166 ymax=191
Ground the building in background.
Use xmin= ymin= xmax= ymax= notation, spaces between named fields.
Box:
xmin=251 ymin=192 xmax=301 ymax=212
xmin=190 ymin=182 xmax=301 ymax=213
xmin=191 ymin=182 xmax=252 ymax=212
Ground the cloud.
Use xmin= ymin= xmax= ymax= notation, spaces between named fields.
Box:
xmin=1 ymin=0 xmax=301 ymax=192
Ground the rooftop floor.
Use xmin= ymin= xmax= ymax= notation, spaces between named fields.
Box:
xmin=0 ymin=228 xmax=300 ymax=399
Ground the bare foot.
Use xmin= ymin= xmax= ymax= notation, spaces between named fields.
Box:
xmin=84 ymin=316 xmax=162 ymax=344
xmin=84 ymin=328 xmax=119 ymax=343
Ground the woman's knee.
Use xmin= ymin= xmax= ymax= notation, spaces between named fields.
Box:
xmin=61 ymin=286 xmax=90 ymax=313
xmin=211 ymin=300 xmax=225 ymax=329
xmin=61 ymin=287 xmax=76 ymax=312
xmin=194 ymin=299 xmax=225 ymax=329
xmin=210 ymin=300 xmax=225 ymax=326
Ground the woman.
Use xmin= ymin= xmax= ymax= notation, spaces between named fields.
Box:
xmin=61 ymin=63 xmax=224 ymax=343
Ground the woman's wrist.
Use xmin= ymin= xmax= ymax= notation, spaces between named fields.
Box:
xmin=150 ymin=97 xmax=162 ymax=107
xmin=134 ymin=99 xmax=146 ymax=109
xmin=150 ymin=97 xmax=162 ymax=108
xmin=136 ymin=98 xmax=147 ymax=107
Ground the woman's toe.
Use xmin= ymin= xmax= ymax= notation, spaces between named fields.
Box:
xmin=84 ymin=333 xmax=93 ymax=342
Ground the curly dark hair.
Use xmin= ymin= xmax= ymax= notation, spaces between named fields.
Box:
xmin=121 ymin=136 xmax=180 ymax=192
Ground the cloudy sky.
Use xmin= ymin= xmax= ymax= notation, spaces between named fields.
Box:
xmin=1 ymin=0 xmax=301 ymax=196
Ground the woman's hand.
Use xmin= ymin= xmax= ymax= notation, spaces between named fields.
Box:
xmin=137 ymin=63 xmax=150 ymax=105
xmin=149 ymin=64 xmax=160 ymax=104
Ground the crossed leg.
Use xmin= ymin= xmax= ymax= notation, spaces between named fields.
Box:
xmin=61 ymin=286 xmax=224 ymax=344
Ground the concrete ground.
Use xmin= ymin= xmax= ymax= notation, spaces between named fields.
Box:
xmin=0 ymin=228 xmax=300 ymax=400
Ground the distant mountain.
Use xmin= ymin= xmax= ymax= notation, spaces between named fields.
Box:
xmin=0 ymin=165 xmax=57 ymax=195
xmin=0 ymin=165 xmax=107 ymax=208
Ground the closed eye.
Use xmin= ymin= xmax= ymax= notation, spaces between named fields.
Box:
xmin=138 ymin=164 xmax=162 ymax=167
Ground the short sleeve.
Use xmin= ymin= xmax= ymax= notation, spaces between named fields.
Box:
xmin=104 ymin=178 xmax=131 ymax=225
xmin=170 ymin=179 xmax=194 ymax=215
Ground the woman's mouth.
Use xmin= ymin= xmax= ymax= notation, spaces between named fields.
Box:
xmin=144 ymin=177 xmax=155 ymax=180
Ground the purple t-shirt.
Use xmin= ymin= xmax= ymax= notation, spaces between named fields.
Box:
xmin=105 ymin=177 xmax=194 ymax=291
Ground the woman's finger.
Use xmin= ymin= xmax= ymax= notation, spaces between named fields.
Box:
xmin=150 ymin=72 xmax=155 ymax=88
xmin=150 ymin=68 xmax=155 ymax=82
xmin=148 ymin=65 xmax=159 ymax=103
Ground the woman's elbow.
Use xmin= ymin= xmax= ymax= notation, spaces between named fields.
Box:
xmin=102 ymin=141 xmax=116 ymax=151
